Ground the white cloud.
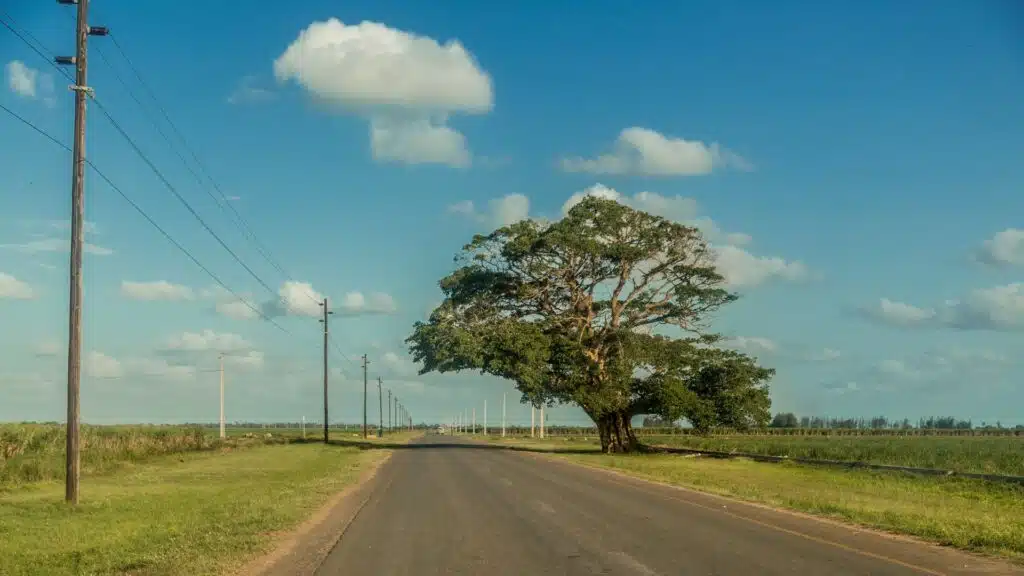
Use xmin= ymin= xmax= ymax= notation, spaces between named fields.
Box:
xmin=225 ymin=350 xmax=265 ymax=371
xmin=975 ymin=228 xmax=1024 ymax=267
xmin=275 ymin=281 xmax=325 ymax=317
xmin=369 ymin=115 xmax=470 ymax=167
xmin=559 ymin=127 xmax=751 ymax=177
xmin=380 ymin=351 xmax=418 ymax=378
xmin=338 ymin=291 xmax=398 ymax=316
xmin=0 ymin=272 xmax=34 ymax=299
xmin=6 ymin=60 xmax=38 ymax=98
xmin=0 ymin=237 xmax=113 ymax=256
xmin=712 ymin=245 xmax=809 ymax=288
xmin=274 ymin=18 xmax=492 ymax=113
xmin=163 ymin=330 xmax=253 ymax=354
xmin=862 ymin=298 xmax=936 ymax=327
xmin=120 ymin=280 xmax=194 ymax=301
xmin=217 ymin=298 xmax=259 ymax=320
xmin=448 ymin=194 xmax=530 ymax=228
xmin=227 ymin=75 xmax=276 ymax=104
xmin=84 ymin=351 xmax=123 ymax=379
xmin=274 ymin=18 xmax=491 ymax=166
xmin=862 ymin=285 xmax=1024 ymax=331
xmin=725 ymin=336 xmax=777 ymax=354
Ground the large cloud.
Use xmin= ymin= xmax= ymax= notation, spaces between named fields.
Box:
xmin=860 ymin=284 xmax=1024 ymax=331
xmin=560 ymin=127 xmax=752 ymax=177
xmin=274 ymin=18 xmax=492 ymax=167
xmin=5 ymin=60 xmax=53 ymax=104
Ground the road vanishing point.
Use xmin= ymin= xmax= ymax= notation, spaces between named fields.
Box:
xmin=315 ymin=435 xmax=1021 ymax=576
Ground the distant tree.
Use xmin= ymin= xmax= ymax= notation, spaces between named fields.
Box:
xmin=770 ymin=412 xmax=799 ymax=428
xmin=407 ymin=196 xmax=774 ymax=453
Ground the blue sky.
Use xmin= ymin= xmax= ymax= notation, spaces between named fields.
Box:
xmin=1 ymin=0 xmax=1022 ymax=426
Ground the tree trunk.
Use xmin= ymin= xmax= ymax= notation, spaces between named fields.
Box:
xmin=596 ymin=410 xmax=639 ymax=453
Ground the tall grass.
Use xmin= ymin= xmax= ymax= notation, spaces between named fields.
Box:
xmin=0 ymin=423 xmax=295 ymax=487
xmin=645 ymin=434 xmax=1024 ymax=476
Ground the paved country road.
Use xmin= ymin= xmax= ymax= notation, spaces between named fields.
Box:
xmin=314 ymin=435 xmax=1021 ymax=576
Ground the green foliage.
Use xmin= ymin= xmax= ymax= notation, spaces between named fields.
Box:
xmin=408 ymin=195 xmax=774 ymax=451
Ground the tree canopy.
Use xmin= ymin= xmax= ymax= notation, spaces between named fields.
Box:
xmin=407 ymin=195 xmax=774 ymax=452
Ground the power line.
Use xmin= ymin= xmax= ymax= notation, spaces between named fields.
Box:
xmin=0 ymin=101 xmax=291 ymax=334
xmin=104 ymin=32 xmax=294 ymax=283
xmin=1 ymin=12 xmax=284 ymax=306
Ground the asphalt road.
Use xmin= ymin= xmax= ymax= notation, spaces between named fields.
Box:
xmin=315 ymin=435 xmax=1019 ymax=576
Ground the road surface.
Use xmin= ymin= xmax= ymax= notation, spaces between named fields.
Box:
xmin=315 ymin=435 xmax=1018 ymax=575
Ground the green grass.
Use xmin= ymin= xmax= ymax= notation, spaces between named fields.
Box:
xmin=484 ymin=431 xmax=1024 ymax=475
xmin=642 ymin=433 xmax=1024 ymax=475
xmin=483 ymin=435 xmax=1024 ymax=561
xmin=0 ymin=442 xmax=388 ymax=576
xmin=0 ymin=423 xmax=301 ymax=488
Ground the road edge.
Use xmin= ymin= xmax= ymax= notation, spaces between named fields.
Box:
xmin=234 ymin=448 xmax=394 ymax=576
xmin=517 ymin=448 xmax=1024 ymax=574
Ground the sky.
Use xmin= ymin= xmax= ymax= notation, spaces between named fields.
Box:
xmin=1 ymin=0 xmax=1022 ymax=427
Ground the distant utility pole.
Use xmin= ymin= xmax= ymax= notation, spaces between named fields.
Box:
xmin=301 ymin=416 xmax=306 ymax=440
xmin=361 ymin=354 xmax=370 ymax=439
xmin=57 ymin=0 xmax=107 ymax=506
xmin=483 ymin=400 xmax=488 ymax=435
xmin=219 ymin=354 xmax=225 ymax=439
xmin=472 ymin=407 xmax=476 ymax=434
xmin=388 ymin=389 xmax=392 ymax=433
xmin=377 ymin=377 xmax=383 ymax=438
xmin=502 ymin=392 xmax=506 ymax=438
xmin=318 ymin=298 xmax=332 ymax=444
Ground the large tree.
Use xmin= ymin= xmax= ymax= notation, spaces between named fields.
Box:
xmin=407 ymin=196 xmax=773 ymax=452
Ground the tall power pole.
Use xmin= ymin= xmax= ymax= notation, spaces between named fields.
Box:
xmin=219 ymin=354 xmax=225 ymax=439
xmin=361 ymin=354 xmax=370 ymax=438
xmin=319 ymin=299 xmax=332 ymax=444
xmin=388 ymin=389 xmax=392 ymax=433
xmin=57 ymin=0 xmax=106 ymax=506
xmin=377 ymin=377 xmax=383 ymax=438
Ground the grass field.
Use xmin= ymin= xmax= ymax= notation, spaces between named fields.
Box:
xmin=480 ymin=434 xmax=1024 ymax=562
xmin=491 ymin=431 xmax=1024 ymax=476
xmin=0 ymin=423 xmax=413 ymax=488
xmin=0 ymin=424 xmax=419 ymax=575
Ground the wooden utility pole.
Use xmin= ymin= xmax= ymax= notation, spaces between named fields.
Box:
xmin=361 ymin=354 xmax=369 ymax=438
xmin=388 ymin=389 xmax=392 ymax=433
xmin=57 ymin=0 xmax=107 ymax=506
xmin=377 ymin=377 xmax=383 ymax=438
xmin=319 ymin=298 xmax=332 ymax=444
xmin=219 ymin=354 xmax=225 ymax=439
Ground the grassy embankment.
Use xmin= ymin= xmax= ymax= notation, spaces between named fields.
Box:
xmin=0 ymin=423 xmax=418 ymax=575
xmin=481 ymin=433 xmax=1024 ymax=562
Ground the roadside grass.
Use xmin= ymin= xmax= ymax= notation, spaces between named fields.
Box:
xmin=480 ymin=432 xmax=1024 ymax=475
xmin=641 ymin=433 xmax=1024 ymax=476
xmin=0 ymin=442 xmax=387 ymax=576
xmin=482 ymin=435 xmax=1024 ymax=562
xmin=0 ymin=423 xmax=421 ymax=489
